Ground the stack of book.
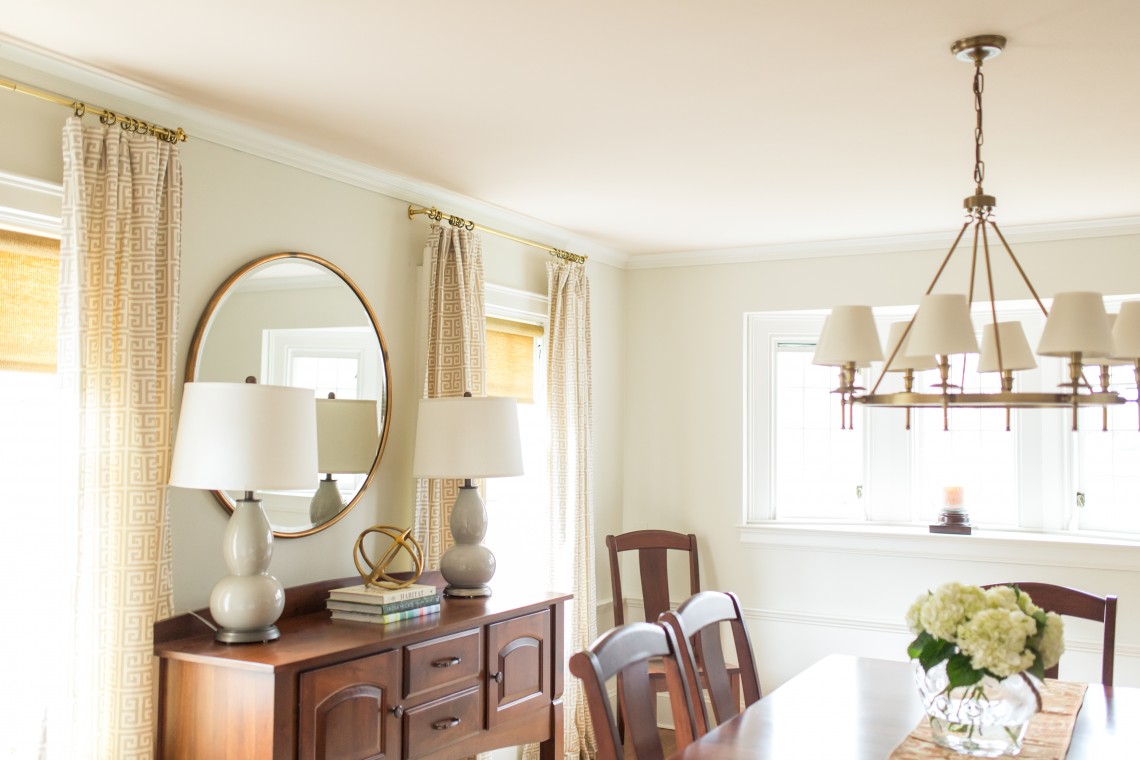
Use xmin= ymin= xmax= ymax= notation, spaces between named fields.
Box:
xmin=326 ymin=582 xmax=441 ymax=624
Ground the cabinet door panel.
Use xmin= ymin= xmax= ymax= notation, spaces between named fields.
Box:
xmin=300 ymin=649 xmax=401 ymax=760
xmin=485 ymin=610 xmax=551 ymax=728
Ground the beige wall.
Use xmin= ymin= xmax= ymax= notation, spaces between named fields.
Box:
xmin=624 ymin=235 xmax=1140 ymax=690
xmin=2 ymin=82 xmax=626 ymax=614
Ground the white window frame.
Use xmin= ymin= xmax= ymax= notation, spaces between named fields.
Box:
xmin=744 ymin=296 xmax=1139 ymax=538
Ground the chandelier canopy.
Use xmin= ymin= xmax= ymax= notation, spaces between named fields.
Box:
xmin=813 ymin=35 xmax=1139 ymax=432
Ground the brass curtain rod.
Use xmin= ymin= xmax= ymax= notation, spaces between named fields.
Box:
xmin=408 ymin=205 xmax=587 ymax=263
xmin=1 ymin=75 xmax=188 ymax=144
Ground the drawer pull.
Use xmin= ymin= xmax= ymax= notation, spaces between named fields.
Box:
xmin=391 ymin=705 xmax=405 ymax=719
xmin=490 ymin=671 xmax=504 ymax=684
xmin=432 ymin=656 xmax=462 ymax=668
xmin=432 ymin=717 xmax=461 ymax=731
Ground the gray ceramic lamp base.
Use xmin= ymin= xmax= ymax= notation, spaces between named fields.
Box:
xmin=440 ymin=485 xmax=496 ymax=597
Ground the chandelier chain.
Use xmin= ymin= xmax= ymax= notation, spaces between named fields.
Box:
xmin=973 ymin=62 xmax=986 ymax=191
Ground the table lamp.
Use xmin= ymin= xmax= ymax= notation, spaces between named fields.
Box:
xmin=169 ymin=380 xmax=317 ymax=643
xmin=310 ymin=395 xmax=379 ymax=525
xmin=412 ymin=393 xmax=523 ymax=597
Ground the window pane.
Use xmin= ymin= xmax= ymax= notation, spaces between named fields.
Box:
xmin=1075 ymin=364 xmax=1140 ymax=533
xmin=773 ymin=347 xmax=864 ymax=519
xmin=910 ymin=353 xmax=1018 ymax=525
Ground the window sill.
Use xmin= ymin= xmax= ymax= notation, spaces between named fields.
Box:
xmin=739 ymin=522 xmax=1140 ymax=573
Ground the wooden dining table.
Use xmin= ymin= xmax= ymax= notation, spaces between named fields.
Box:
xmin=671 ymin=654 xmax=1140 ymax=759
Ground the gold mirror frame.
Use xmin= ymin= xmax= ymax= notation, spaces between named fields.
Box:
xmin=185 ymin=252 xmax=392 ymax=537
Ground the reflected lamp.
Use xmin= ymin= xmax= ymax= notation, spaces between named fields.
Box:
xmin=310 ymin=395 xmax=379 ymax=525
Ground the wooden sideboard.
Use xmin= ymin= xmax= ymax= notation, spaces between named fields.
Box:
xmin=154 ymin=572 xmax=571 ymax=760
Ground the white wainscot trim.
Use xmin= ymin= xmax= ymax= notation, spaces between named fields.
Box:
xmin=739 ymin=522 xmax=1140 ymax=573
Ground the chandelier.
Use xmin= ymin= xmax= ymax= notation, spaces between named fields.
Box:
xmin=813 ymin=34 xmax=1140 ymax=433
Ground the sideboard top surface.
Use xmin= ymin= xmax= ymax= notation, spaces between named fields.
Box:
xmin=155 ymin=575 xmax=571 ymax=672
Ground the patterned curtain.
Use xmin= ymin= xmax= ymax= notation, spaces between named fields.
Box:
xmin=545 ymin=259 xmax=598 ymax=759
xmin=414 ymin=223 xmax=485 ymax=567
xmin=56 ymin=116 xmax=181 ymax=759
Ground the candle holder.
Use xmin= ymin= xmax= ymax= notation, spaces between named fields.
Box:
xmin=930 ymin=486 xmax=972 ymax=535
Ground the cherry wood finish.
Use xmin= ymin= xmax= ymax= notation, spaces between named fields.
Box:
xmin=606 ymin=531 xmax=742 ymax=740
xmin=660 ymin=591 xmax=762 ymax=735
xmin=154 ymin=572 xmax=570 ymax=760
xmin=569 ymin=622 xmax=700 ymax=760
xmin=606 ymin=530 xmax=700 ymax=627
xmin=672 ymin=655 xmax=1140 ymax=760
xmin=982 ymin=581 xmax=1118 ymax=685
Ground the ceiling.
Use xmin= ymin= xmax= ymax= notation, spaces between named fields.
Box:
xmin=3 ymin=0 xmax=1140 ymax=259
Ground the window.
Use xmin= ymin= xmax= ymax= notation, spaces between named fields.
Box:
xmin=746 ymin=298 xmax=1140 ymax=535
xmin=0 ymin=220 xmax=73 ymax=757
xmin=482 ymin=292 xmax=550 ymax=595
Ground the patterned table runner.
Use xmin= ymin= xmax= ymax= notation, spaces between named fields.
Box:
xmin=889 ymin=680 xmax=1088 ymax=759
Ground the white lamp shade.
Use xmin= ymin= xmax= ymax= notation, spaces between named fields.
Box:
xmin=812 ymin=305 xmax=883 ymax=367
xmin=412 ymin=396 xmax=524 ymax=479
xmin=977 ymin=321 xmax=1037 ymax=373
xmin=1038 ymin=291 xmax=1113 ymax=357
xmin=1112 ymin=302 xmax=1140 ymax=360
xmin=1086 ymin=314 xmax=1129 ymax=365
xmin=169 ymin=382 xmax=318 ymax=492
xmin=882 ymin=321 xmax=937 ymax=372
xmin=906 ymin=294 xmax=979 ymax=357
xmin=316 ymin=398 xmax=379 ymax=473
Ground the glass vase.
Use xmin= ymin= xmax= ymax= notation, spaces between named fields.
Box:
xmin=913 ymin=659 xmax=1040 ymax=757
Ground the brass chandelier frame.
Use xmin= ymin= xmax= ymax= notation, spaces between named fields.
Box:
xmin=835 ymin=35 xmax=1130 ymax=431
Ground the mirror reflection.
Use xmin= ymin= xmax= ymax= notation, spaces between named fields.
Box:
xmin=187 ymin=252 xmax=391 ymax=537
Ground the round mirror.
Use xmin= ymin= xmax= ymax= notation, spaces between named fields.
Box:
xmin=186 ymin=252 xmax=391 ymax=537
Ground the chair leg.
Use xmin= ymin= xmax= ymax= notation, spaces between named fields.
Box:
xmin=730 ymin=672 xmax=742 ymax=713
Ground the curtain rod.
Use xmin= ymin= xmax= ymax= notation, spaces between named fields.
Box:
xmin=1 ymin=75 xmax=188 ymax=144
xmin=408 ymin=205 xmax=587 ymax=263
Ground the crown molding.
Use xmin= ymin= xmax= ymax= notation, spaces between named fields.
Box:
xmin=627 ymin=215 xmax=1140 ymax=270
xmin=8 ymin=36 xmax=1140 ymax=274
xmin=0 ymin=36 xmax=630 ymax=269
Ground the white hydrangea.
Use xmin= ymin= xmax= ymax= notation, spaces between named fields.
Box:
xmin=1037 ymin=612 xmax=1065 ymax=670
xmin=918 ymin=582 xmax=987 ymax=642
xmin=957 ymin=607 xmax=1039 ymax=677
xmin=906 ymin=593 xmax=927 ymax=635
xmin=984 ymin=585 xmax=1020 ymax=611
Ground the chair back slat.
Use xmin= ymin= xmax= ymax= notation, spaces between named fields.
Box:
xmin=607 ymin=530 xmax=699 ymax=626
xmin=569 ymin=621 xmax=700 ymax=760
xmin=662 ymin=591 xmax=763 ymax=736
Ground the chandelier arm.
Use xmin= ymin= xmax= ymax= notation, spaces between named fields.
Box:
xmin=967 ymin=218 xmax=981 ymax=307
xmin=989 ymin=221 xmax=1049 ymax=317
xmin=924 ymin=219 xmax=973 ymax=297
xmin=981 ymin=221 xmax=1005 ymax=377
xmin=866 ymin=220 xmax=972 ymax=397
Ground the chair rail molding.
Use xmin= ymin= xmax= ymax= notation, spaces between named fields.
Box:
xmin=740 ymin=523 xmax=1140 ymax=574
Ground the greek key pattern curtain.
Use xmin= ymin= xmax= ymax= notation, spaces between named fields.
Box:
xmin=58 ymin=116 xmax=181 ymax=760
xmin=545 ymin=259 xmax=598 ymax=759
xmin=414 ymin=223 xmax=486 ymax=567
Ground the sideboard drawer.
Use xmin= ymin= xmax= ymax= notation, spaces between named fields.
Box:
xmin=403 ymin=627 xmax=482 ymax=700
xmin=403 ymin=685 xmax=482 ymax=759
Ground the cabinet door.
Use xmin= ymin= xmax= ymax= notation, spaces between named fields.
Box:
xmin=299 ymin=649 xmax=402 ymax=760
xmin=485 ymin=609 xmax=551 ymax=728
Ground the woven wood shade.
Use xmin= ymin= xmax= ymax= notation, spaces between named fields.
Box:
xmin=486 ymin=316 xmax=542 ymax=403
xmin=0 ymin=229 xmax=59 ymax=373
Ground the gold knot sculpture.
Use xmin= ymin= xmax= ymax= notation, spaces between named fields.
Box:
xmin=353 ymin=525 xmax=425 ymax=589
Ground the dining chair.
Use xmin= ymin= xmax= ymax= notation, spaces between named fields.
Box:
xmin=569 ymin=621 xmax=701 ymax=760
xmin=660 ymin=590 xmax=763 ymax=735
xmin=606 ymin=530 xmax=743 ymax=740
xmin=982 ymin=581 xmax=1117 ymax=685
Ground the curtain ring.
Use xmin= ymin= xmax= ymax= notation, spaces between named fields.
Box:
xmin=100 ymin=111 xmax=115 ymax=126
xmin=73 ymin=102 xmax=85 ymax=117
